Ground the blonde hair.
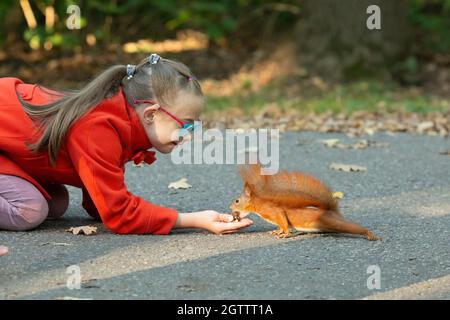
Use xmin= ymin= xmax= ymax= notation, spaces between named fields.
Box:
xmin=18 ymin=55 xmax=203 ymax=166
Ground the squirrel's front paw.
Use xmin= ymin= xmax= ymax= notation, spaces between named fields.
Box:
xmin=268 ymin=229 xmax=284 ymax=236
xmin=268 ymin=229 xmax=290 ymax=239
xmin=276 ymin=232 xmax=292 ymax=239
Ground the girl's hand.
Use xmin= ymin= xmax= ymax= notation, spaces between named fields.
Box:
xmin=0 ymin=246 xmax=8 ymax=257
xmin=175 ymin=210 xmax=253 ymax=235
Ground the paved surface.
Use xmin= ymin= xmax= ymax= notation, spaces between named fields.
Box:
xmin=0 ymin=132 xmax=449 ymax=300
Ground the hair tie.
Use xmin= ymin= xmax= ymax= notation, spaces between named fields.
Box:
xmin=187 ymin=76 xmax=193 ymax=81
xmin=126 ymin=64 xmax=136 ymax=80
xmin=149 ymin=53 xmax=161 ymax=65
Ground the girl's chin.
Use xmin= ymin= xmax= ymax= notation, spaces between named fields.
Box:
xmin=157 ymin=142 xmax=178 ymax=154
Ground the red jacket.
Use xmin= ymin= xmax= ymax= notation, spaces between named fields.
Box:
xmin=0 ymin=77 xmax=178 ymax=234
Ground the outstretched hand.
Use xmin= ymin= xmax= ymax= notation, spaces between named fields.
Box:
xmin=198 ymin=210 xmax=253 ymax=235
xmin=175 ymin=210 xmax=253 ymax=235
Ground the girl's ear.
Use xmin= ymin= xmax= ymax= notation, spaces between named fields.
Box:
xmin=244 ymin=183 xmax=252 ymax=197
xmin=143 ymin=106 xmax=158 ymax=124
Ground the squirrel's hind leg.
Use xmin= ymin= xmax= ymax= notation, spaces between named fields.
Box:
xmin=261 ymin=209 xmax=291 ymax=239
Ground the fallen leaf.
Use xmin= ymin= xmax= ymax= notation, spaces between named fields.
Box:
xmin=365 ymin=128 xmax=376 ymax=135
xmin=351 ymin=140 xmax=369 ymax=149
xmin=177 ymin=284 xmax=196 ymax=292
xmin=332 ymin=191 xmax=345 ymax=199
xmin=201 ymin=109 xmax=449 ymax=138
xmin=320 ymin=139 xmax=389 ymax=150
xmin=329 ymin=163 xmax=367 ymax=172
xmin=417 ymin=121 xmax=434 ymax=133
xmin=66 ymin=226 xmax=98 ymax=236
xmin=168 ymin=178 xmax=192 ymax=189
xmin=320 ymin=139 xmax=341 ymax=148
xmin=439 ymin=150 xmax=450 ymax=156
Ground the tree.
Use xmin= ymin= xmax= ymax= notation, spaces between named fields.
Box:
xmin=295 ymin=0 xmax=413 ymax=81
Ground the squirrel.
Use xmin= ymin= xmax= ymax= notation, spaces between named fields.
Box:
xmin=230 ymin=163 xmax=380 ymax=241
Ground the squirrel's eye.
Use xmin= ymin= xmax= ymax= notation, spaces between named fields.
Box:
xmin=235 ymin=199 xmax=239 ymax=204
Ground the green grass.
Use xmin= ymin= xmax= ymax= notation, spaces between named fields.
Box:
xmin=204 ymin=80 xmax=449 ymax=115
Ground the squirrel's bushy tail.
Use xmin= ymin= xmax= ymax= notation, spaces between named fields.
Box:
xmin=239 ymin=163 xmax=339 ymax=212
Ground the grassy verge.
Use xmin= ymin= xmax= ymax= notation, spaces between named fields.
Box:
xmin=204 ymin=79 xmax=449 ymax=116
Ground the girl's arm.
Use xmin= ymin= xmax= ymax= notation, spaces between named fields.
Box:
xmin=67 ymin=120 xmax=178 ymax=235
xmin=174 ymin=210 xmax=253 ymax=235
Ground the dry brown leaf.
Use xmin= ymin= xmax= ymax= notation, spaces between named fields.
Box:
xmin=329 ymin=163 xmax=367 ymax=172
xmin=66 ymin=226 xmax=98 ymax=236
xmin=351 ymin=140 xmax=369 ymax=149
xmin=168 ymin=178 xmax=192 ymax=189
xmin=320 ymin=139 xmax=389 ymax=150
xmin=353 ymin=140 xmax=390 ymax=149
xmin=439 ymin=150 xmax=450 ymax=156
xmin=417 ymin=121 xmax=434 ymax=133
xmin=320 ymin=139 xmax=341 ymax=148
xmin=200 ymin=108 xmax=449 ymax=138
xmin=364 ymin=128 xmax=376 ymax=135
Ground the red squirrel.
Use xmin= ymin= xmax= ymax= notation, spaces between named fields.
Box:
xmin=230 ymin=163 xmax=380 ymax=241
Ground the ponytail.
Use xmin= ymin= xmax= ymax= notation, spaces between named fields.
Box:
xmin=19 ymin=65 xmax=127 ymax=166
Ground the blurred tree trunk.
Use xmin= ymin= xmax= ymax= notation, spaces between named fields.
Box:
xmin=295 ymin=0 xmax=413 ymax=81
xmin=4 ymin=3 xmax=24 ymax=48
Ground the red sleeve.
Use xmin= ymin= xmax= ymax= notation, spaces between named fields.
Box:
xmin=67 ymin=119 xmax=178 ymax=235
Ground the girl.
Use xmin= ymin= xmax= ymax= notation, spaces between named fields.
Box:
xmin=0 ymin=53 xmax=253 ymax=244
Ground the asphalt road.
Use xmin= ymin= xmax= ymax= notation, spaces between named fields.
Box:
xmin=0 ymin=131 xmax=449 ymax=300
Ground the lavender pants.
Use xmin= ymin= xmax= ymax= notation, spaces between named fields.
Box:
xmin=0 ymin=174 xmax=69 ymax=231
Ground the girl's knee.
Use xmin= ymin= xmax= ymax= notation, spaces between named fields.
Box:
xmin=0 ymin=175 xmax=49 ymax=231
xmin=15 ymin=195 xmax=49 ymax=230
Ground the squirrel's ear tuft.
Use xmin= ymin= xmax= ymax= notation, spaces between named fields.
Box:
xmin=244 ymin=183 xmax=252 ymax=197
